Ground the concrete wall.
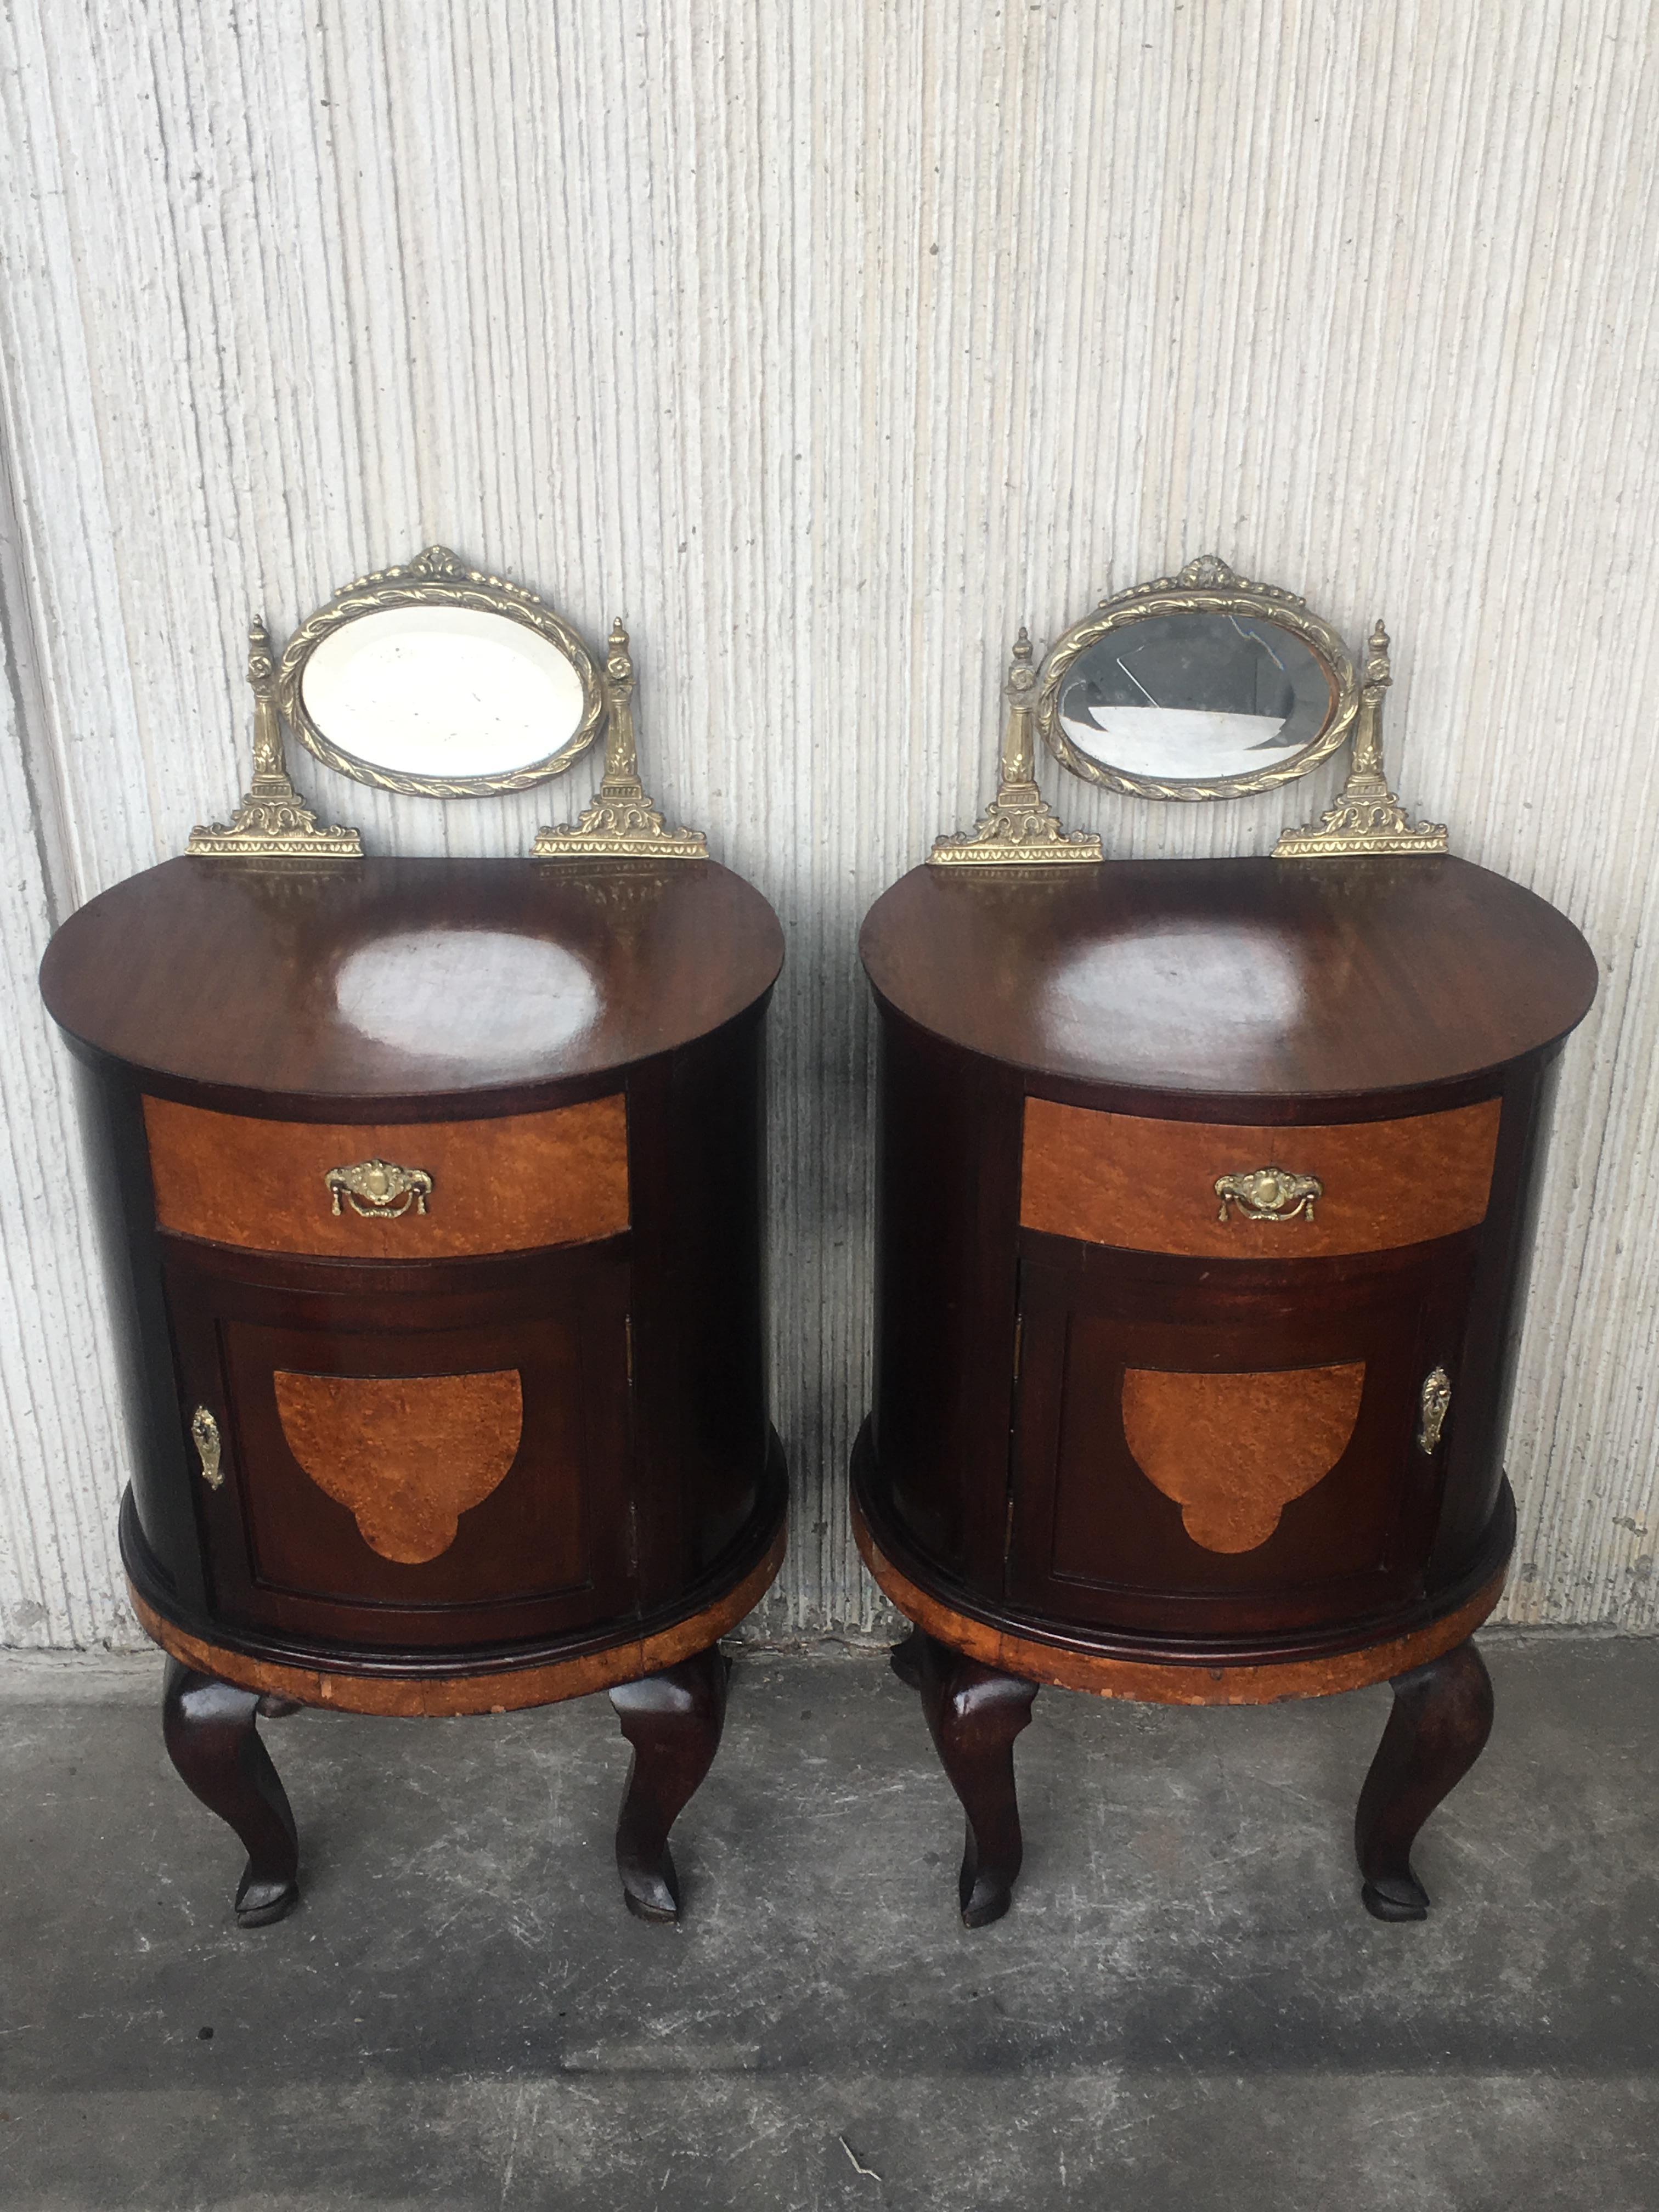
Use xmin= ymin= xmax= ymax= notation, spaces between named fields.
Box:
xmin=2 ymin=1 xmax=1656 ymax=1648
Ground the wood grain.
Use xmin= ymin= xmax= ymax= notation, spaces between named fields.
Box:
xmin=42 ymin=859 xmax=782 ymax=1108
xmin=126 ymin=1516 xmax=787 ymax=1717
xmin=853 ymin=1495 xmax=1506 ymax=1707
xmin=864 ymin=859 xmax=1596 ymax=1103
xmin=272 ymin=1369 xmax=524 ymax=1564
xmin=1120 ymin=1363 xmax=1365 ymax=1553
xmin=145 ymin=1093 xmax=628 ymax=1258
xmin=1022 ymin=1096 xmax=1502 ymax=1258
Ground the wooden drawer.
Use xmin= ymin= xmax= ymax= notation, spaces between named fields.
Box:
xmin=1021 ymin=1096 xmax=1501 ymax=1260
xmin=144 ymin=1093 xmax=628 ymax=1259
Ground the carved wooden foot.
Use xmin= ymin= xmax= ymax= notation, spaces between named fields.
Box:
xmin=903 ymin=1631 xmax=1039 ymax=1927
xmin=608 ymin=1644 xmax=730 ymax=1924
xmin=1355 ymin=1637 xmax=1494 ymax=1922
xmin=161 ymin=1657 xmax=300 ymax=1927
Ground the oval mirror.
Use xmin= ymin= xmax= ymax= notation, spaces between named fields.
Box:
xmin=278 ymin=546 xmax=604 ymax=797
xmin=1036 ymin=557 xmax=1357 ymax=801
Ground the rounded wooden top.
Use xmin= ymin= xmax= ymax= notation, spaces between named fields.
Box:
xmin=42 ymin=857 xmax=783 ymax=1109
xmin=860 ymin=856 xmax=1596 ymax=1099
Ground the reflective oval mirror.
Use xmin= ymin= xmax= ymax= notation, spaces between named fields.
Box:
xmin=1037 ymin=558 xmax=1357 ymax=801
xmin=279 ymin=548 xmax=604 ymax=797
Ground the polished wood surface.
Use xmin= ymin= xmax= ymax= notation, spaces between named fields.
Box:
xmin=901 ymin=1630 xmax=1038 ymax=1929
xmin=145 ymin=1092 xmax=629 ymax=1255
xmin=1119 ymin=1362 xmax=1365 ymax=1553
xmin=128 ymin=1516 xmax=786 ymax=1716
xmin=1355 ymin=1640 xmax=1494 ymax=1921
xmin=1021 ymin=1096 xmax=1501 ymax=1256
xmin=861 ymin=856 xmax=1596 ymax=1102
xmin=611 ymin=1647 xmax=731 ymax=1923
xmin=42 ymin=856 xmax=783 ymax=1109
xmin=162 ymin=1658 xmax=300 ymax=1927
xmin=272 ymin=1368 xmax=524 ymax=1564
xmin=854 ymin=1491 xmax=1506 ymax=1705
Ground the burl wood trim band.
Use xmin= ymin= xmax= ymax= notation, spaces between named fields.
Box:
xmin=852 ymin=1498 xmax=1505 ymax=1706
xmin=1021 ymin=1096 xmax=1502 ymax=1260
xmin=1120 ymin=1363 xmax=1365 ymax=1553
xmin=126 ymin=1521 xmax=787 ymax=1718
xmin=273 ymin=1369 xmax=524 ymax=1564
xmin=144 ymin=1092 xmax=628 ymax=1259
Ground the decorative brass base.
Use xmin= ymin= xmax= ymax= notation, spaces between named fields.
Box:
xmin=187 ymin=619 xmax=362 ymax=861
xmin=1275 ymin=619 xmax=1447 ymax=859
xmin=532 ymin=773 xmax=708 ymax=862
xmin=187 ymin=767 xmax=363 ymax=861
xmin=532 ymin=617 xmax=707 ymax=861
xmin=928 ymin=780 xmax=1104 ymax=868
xmin=1274 ymin=785 xmax=1448 ymax=860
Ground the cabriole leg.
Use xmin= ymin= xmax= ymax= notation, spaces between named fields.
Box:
xmin=898 ymin=1630 xmax=1039 ymax=1928
xmin=608 ymin=1644 xmax=730 ymax=1924
xmin=161 ymin=1657 xmax=300 ymax=1927
xmin=1355 ymin=1637 xmax=1494 ymax=1922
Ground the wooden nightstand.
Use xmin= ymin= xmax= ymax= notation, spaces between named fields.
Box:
xmin=855 ymin=548 xmax=1597 ymax=1926
xmin=855 ymin=853 xmax=1595 ymax=1923
xmin=41 ymin=854 xmax=785 ymax=1926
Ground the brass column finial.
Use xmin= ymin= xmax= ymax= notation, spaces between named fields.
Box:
xmin=532 ymin=616 xmax=708 ymax=861
xmin=186 ymin=616 xmax=363 ymax=860
xmin=928 ymin=628 xmax=1104 ymax=867
xmin=1274 ymin=615 xmax=1448 ymax=859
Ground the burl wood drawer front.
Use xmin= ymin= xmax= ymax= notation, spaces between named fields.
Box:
xmin=1020 ymin=1096 xmax=1501 ymax=1259
xmin=144 ymin=1093 xmax=628 ymax=1259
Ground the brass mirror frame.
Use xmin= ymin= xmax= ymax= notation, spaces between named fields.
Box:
xmin=276 ymin=544 xmax=606 ymax=799
xmin=1035 ymin=555 xmax=1359 ymax=804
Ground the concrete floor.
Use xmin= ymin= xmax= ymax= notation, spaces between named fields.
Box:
xmin=0 ymin=1635 xmax=1655 ymax=2211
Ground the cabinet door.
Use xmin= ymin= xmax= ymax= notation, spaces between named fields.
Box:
xmin=164 ymin=1243 xmax=635 ymax=1650
xmin=1006 ymin=1234 xmax=1477 ymax=1639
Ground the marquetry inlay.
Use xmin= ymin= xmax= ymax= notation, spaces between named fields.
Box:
xmin=1120 ymin=1362 xmax=1366 ymax=1553
xmin=273 ymin=1369 xmax=525 ymax=1564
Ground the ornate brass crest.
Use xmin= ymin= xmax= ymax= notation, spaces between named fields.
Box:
xmin=1214 ymin=1166 xmax=1323 ymax=1224
xmin=325 ymin=1159 xmax=434 ymax=1220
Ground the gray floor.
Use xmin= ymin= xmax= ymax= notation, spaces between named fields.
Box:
xmin=1 ymin=1635 xmax=1655 ymax=2211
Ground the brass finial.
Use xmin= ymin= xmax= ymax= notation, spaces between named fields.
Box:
xmin=1274 ymin=612 xmax=1446 ymax=860
xmin=531 ymin=616 xmax=707 ymax=862
xmin=927 ymin=624 xmax=1103 ymax=868
xmin=184 ymin=611 xmax=363 ymax=861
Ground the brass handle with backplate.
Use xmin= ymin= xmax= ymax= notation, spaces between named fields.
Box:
xmin=325 ymin=1159 xmax=434 ymax=1219
xmin=1214 ymin=1167 xmax=1323 ymax=1224
xmin=191 ymin=1406 xmax=223 ymax=1489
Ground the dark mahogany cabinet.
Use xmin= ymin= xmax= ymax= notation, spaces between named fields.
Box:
xmin=855 ymin=853 xmax=1595 ymax=1925
xmin=42 ymin=854 xmax=785 ymax=1926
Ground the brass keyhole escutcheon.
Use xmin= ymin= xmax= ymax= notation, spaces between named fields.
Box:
xmin=191 ymin=1405 xmax=223 ymax=1489
xmin=1418 ymin=1367 xmax=1452 ymax=1454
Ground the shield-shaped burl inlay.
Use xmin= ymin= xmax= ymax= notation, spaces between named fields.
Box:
xmin=1120 ymin=1363 xmax=1365 ymax=1553
xmin=273 ymin=1369 xmax=524 ymax=1564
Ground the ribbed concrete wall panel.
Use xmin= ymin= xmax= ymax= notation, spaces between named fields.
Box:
xmin=0 ymin=2 xmax=1654 ymax=1641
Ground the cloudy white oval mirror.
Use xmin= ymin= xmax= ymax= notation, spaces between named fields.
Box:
xmin=279 ymin=547 xmax=604 ymax=798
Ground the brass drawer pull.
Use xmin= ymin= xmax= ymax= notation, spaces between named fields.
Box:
xmin=325 ymin=1159 xmax=433 ymax=1219
xmin=1419 ymin=1367 xmax=1452 ymax=1453
xmin=191 ymin=1406 xmax=223 ymax=1489
xmin=1214 ymin=1167 xmax=1323 ymax=1224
